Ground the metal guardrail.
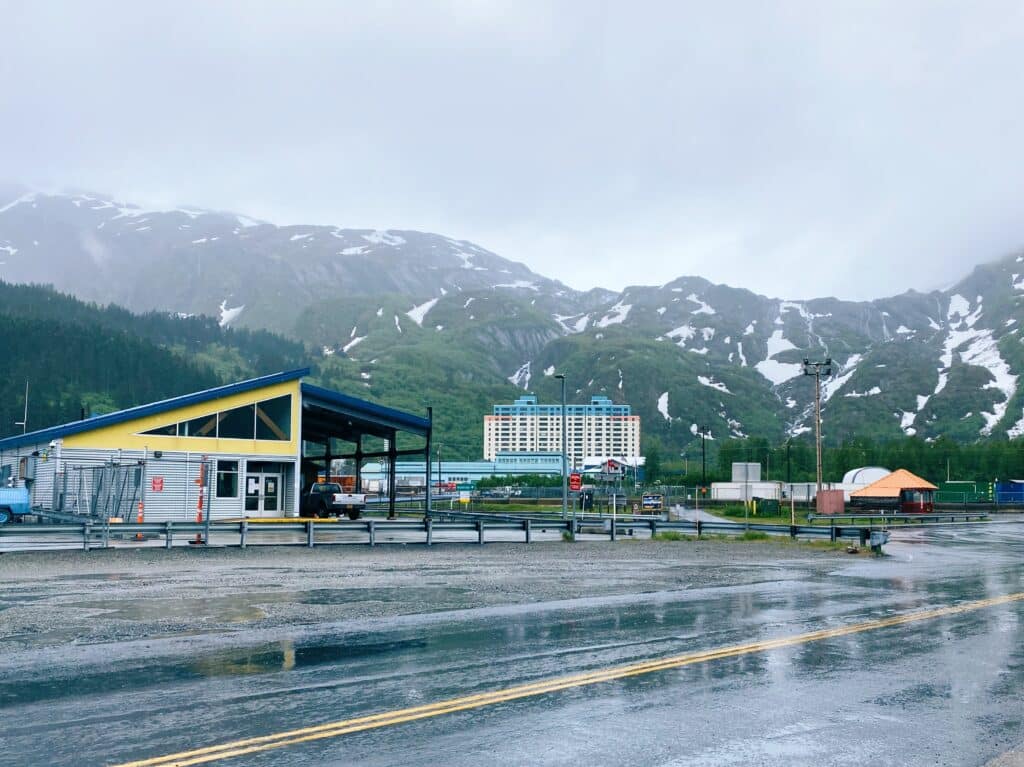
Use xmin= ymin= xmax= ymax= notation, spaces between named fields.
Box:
xmin=808 ymin=512 xmax=990 ymax=524
xmin=0 ymin=514 xmax=912 ymax=552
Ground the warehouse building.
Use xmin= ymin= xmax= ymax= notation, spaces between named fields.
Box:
xmin=483 ymin=395 xmax=641 ymax=468
xmin=0 ymin=369 xmax=431 ymax=520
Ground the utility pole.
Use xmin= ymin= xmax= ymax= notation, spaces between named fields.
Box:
xmin=555 ymin=374 xmax=568 ymax=520
xmin=802 ymin=358 xmax=832 ymax=502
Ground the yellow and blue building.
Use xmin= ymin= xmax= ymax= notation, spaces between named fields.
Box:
xmin=0 ymin=368 xmax=431 ymax=520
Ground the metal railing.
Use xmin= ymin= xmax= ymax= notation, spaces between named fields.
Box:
xmin=0 ymin=513 xmax=930 ymax=552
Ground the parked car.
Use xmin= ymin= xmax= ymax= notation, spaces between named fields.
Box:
xmin=300 ymin=482 xmax=366 ymax=520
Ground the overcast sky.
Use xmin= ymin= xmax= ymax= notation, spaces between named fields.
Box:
xmin=2 ymin=1 xmax=1023 ymax=300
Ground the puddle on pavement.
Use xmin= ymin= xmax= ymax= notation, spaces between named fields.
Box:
xmin=65 ymin=587 xmax=471 ymax=622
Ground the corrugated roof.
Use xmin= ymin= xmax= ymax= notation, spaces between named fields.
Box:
xmin=0 ymin=368 xmax=310 ymax=452
xmin=849 ymin=468 xmax=937 ymax=498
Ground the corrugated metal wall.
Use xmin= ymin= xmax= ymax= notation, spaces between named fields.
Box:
xmin=0 ymin=443 xmax=296 ymax=521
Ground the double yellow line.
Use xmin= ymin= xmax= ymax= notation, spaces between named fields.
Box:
xmin=113 ymin=591 xmax=1024 ymax=767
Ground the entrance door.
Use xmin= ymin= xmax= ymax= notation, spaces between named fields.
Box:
xmin=245 ymin=472 xmax=282 ymax=516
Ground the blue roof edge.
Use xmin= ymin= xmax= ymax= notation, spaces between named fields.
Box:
xmin=0 ymin=367 xmax=310 ymax=452
xmin=300 ymin=383 xmax=431 ymax=434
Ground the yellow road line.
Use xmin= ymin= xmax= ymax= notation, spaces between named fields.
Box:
xmin=112 ymin=591 xmax=1024 ymax=767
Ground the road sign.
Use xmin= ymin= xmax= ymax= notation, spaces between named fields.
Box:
xmin=456 ymin=483 xmax=474 ymax=491
xmin=459 ymin=490 xmax=471 ymax=504
xmin=641 ymin=493 xmax=664 ymax=511
xmin=569 ymin=473 xmax=582 ymax=492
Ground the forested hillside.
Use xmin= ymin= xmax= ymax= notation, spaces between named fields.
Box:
xmin=0 ymin=282 xmax=310 ymax=439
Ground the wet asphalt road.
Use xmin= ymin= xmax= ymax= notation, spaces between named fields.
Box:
xmin=2 ymin=524 xmax=1023 ymax=767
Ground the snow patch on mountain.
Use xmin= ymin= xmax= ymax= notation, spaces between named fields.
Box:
xmin=666 ymin=324 xmax=696 ymax=347
xmin=755 ymin=330 xmax=802 ymax=385
xmin=509 ymin=362 xmax=532 ymax=390
xmin=343 ymin=335 xmax=366 ymax=353
xmin=544 ymin=365 xmax=555 ymax=377
xmin=554 ymin=313 xmax=589 ymax=334
xmin=844 ymin=386 xmax=882 ymax=398
xmin=596 ymin=301 xmax=632 ymax=328
xmin=394 ymin=316 xmax=403 ymax=334
xmin=821 ymin=354 xmax=862 ymax=402
xmin=947 ymin=294 xmax=982 ymax=328
xmin=218 ymin=300 xmax=244 ymax=327
xmin=900 ymin=410 xmax=917 ymax=435
xmin=657 ymin=392 xmax=671 ymax=421
xmin=406 ymin=297 xmax=439 ymax=327
xmin=935 ymin=298 xmax=1016 ymax=434
xmin=494 ymin=280 xmax=538 ymax=290
xmin=698 ymin=375 xmax=731 ymax=394
xmin=687 ymin=293 xmax=715 ymax=315
xmin=362 ymin=230 xmax=406 ymax=247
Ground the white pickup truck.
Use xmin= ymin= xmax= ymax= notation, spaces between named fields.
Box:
xmin=300 ymin=482 xmax=367 ymax=520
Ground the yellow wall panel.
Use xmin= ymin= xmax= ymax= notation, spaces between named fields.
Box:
xmin=62 ymin=380 xmax=301 ymax=456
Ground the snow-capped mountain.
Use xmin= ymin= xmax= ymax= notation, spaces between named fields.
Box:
xmin=3 ymin=187 xmax=1023 ymax=448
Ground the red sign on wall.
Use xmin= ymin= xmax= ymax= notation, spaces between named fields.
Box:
xmin=151 ymin=476 xmax=164 ymax=492
xmin=569 ymin=473 xmax=582 ymax=492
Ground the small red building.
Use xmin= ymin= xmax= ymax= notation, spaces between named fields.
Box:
xmin=849 ymin=469 xmax=937 ymax=513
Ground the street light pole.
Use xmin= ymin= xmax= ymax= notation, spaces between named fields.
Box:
xmin=555 ymin=374 xmax=568 ymax=520
xmin=802 ymin=358 xmax=832 ymax=502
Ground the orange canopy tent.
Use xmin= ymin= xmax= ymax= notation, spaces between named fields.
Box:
xmin=850 ymin=468 xmax=937 ymax=499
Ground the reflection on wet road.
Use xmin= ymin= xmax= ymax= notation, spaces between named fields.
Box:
xmin=3 ymin=524 xmax=1023 ymax=767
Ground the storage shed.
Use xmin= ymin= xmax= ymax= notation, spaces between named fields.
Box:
xmin=849 ymin=468 xmax=937 ymax=513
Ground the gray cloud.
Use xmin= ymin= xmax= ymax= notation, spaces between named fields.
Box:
xmin=2 ymin=1 xmax=1023 ymax=299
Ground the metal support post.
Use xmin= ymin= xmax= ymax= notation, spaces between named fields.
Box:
xmin=240 ymin=519 xmax=247 ymax=549
xmin=555 ymin=373 xmax=568 ymax=519
xmin=307 ymin=520 xmax=315 ymax=548
xmin=368 ymin=519 xmax=376 ymax=547
xmin=477 ymin=519 xmax=485 ymax=545
xmin=424 ymin=407 xmax=433 ymax=519
xmin=83 ymin=522 xmax=91 ymax=551
xmin=387 ymin=438 xmax=397 ymax=520
xmin=425 ymin=517 xmax=433 ymax=546
xmin=166 ymin=521 xmax=174 ymax=549
xmin=524 ymin=518 xmax=531 ymax=543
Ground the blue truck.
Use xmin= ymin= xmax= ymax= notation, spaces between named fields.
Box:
xmin=0 ymin=486 xmax=31 ymax=524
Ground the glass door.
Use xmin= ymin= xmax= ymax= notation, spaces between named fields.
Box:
xmin=262 ymin=474 xmax=280 ymax=513
xmin=244 ymin=472 xmax=282 ymax=515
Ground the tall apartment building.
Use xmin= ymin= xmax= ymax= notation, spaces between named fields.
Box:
xmin=483 ymin=395 xmax=641 ymax=468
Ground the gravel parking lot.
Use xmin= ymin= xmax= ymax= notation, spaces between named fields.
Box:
xmin=0 ymin=540 xmax=842 ymax=656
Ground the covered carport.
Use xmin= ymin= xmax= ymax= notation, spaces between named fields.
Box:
xmin=298 ymin=383 xmax=432 ymax=518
